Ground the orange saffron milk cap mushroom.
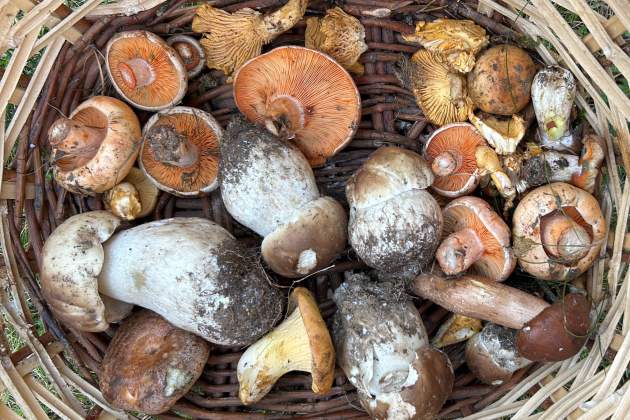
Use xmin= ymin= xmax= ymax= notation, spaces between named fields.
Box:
xmin=106 ymin=30 xmax=187 ymax=111
xmin=233 ymin=46 xmax=361 ymax=166
xmin=167 ymin=35 xmax=206 ymax=78
xmin=140 ymin=106 xmax=222 ymax=197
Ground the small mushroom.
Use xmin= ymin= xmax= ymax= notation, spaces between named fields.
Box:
xmin=346 ymin=147 xmax=442 ymax=280
xmin=571 ymin=134 xmax=605 ymax=194
xmin=166 ymin=35 xmax=206 ymax=78
xmin=100 ymin=310 xmax=210 ymax=414
xmin=469 ymin=112 xmax=526 ymax=155
xmin=402 ymin=19 xmax=489 ymax=73
xmin=531 ymin=66 xmax=577 ymax=143
xmin=237 ymin=288 xmax=334 ymax=404
xmin=475 ymin=145 xmax=516 ymax=202
xmin=41 ymin=211 xmax=283 ymax=345
xmin=305 ymin=7 xmax=368 ymax=74
xmin=333 ymin=273 xmax=454 ymax=420
xmin=48 ymin=96 xmax=141 ymax=195
xmin=106 ymin=31 xmax=187 ymax=111
xmin=432 ymin=314 xmax=482 ymax=348
xmin=233 ymin=46 xmax=361 ymax=166
xmin=139 ymin=106 xmax=222 ymax=197
xmin=192 ymin=0 xmax=307 ymax=76
xmin=512 ymin=182 xmax=606 ymax=280
xmin=424 ymin=123 xmax=487 ymax=197
xmin=220 ymin=117 xmax=347 ymax=278
xmin=468 ymin=45 xmax=536 ymax=115
xmin=103 ymin=167 xmax=159 ymax=220
xmin=436 ymin=196 xmax=515 ymax=281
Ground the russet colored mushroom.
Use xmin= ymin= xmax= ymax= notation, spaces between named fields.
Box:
xmin=166 ymin=35 xmax=206 ymax=78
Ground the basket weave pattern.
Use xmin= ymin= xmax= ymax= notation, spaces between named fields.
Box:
xmin=0 ymin=0 xmax=629 ymax=419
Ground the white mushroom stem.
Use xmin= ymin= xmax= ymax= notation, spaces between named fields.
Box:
xmin=431 ymin=151 xmax=459 ymax=176
xmin=265 ymin=94 xmax=306 ymax=136
xmin=146 ymin=125 xmax=199 ymax=167
xmin=436 ymin=228 xmax=485 ymax=275
xmin=541 ymin=213 xmax=591 ymax=263
xmin=118 ymin=58 xmax=156 ymax=89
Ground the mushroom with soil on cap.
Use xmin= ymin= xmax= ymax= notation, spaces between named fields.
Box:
xmin=237 ymin=287 xmax=334 ymax=404
xmin=220 ymin=117 xmax=347 ymax=278
xmin=140 ymin=106 xmax=222 ymax=197
xmin=167 ymin=35 xmax=206 ymax=78
xmin=469 ymin=112 xmax=526 ymax=155
xmin=333 ymin=273 xmax=454 ymax=420
xmin=531 ymin=66 xmax=577 ymax=143
xmin=106 ymin=30 xmax=187 ymax=111
xmin=49 ymin=96 xmax=142 ymax=195
xmin=192 ymin=0 xmax=307 ymax=76
xmin=233 ymin=45 xmax=361 ymax=166
xmin=40 ymin=211 xmax=283 ymax=345
xmin=103 ymin=167 xmax=159 ymax=220
xmin=436 ymin=196 xmax=515 ymax=281
xmin=424 ymin=122 xmax=487 ymax=197
xmin=346 ymin=147 xmax=442 ymax=280
xmin=512 ymin=182 xmax=606 ymax=281
xmin=100 ymin=310 xmax=210 ymax=414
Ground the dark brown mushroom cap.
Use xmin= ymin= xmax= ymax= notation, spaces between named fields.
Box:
xmin=516 ymin=293 xmax=591 ymax=362
xmin=100 ymin=310 xmax=210 ymax=414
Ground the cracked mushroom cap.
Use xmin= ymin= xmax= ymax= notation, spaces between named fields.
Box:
xmin=140 ymin=106 xmax=222 ymax=197
xmin=100 ymin=310 xmax=210 ymax=414
xmin=424 ymin=123 xmax=486 ymax=197
xmin=437 ymin=196 xmax=515 ymax=281
xmin=233 ymin=46 xmax=361 ymax=166
xmin=305 ymin=7 xmax=368 ymax=74
xmin=167 ymin=35 xmax=205 ymax=77
xmin=512 ymin=183 xmax=606 ymax=281
xmin=106 ymin=31 xmax=187 ymax=111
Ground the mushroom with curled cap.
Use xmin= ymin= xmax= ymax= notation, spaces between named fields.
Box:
xmin=436 ymin=196 xmax=515 ymax=281
xmin=48 ymin=96 xmax=141 ymax=195
xmin=192 ymin=0 xmax=307 ymax=76
xmin=40 ymin=211 xmax=283 ymax=345
xmin=106 ymin=31 xmax=187 ymax=111
xmin=139 ymin=106 xmax=222 ymax=197
xmin=333 ymin=273 xmax=454 ymax=420
xmin=103 ymin=167 xmax=159 ymax=221
xmin=233 ymin=46 xmax=361 ymax=166
xmin=424 ymin=123 xmax=487 ymax=197
xmin=512 ymin=182 xmax=606 ymax=281
xmin=531 ymin=66 xmax=577 ymax=143
xmin=166 ymin=35 xmax=205 ymax=78
xmin=100 ymin=310 xmax=210 ymax=414
xmin=237 ymin=287 xmax=334 ymax=404
xmin=305 ymin=7 xmax=368 ymax=74
xmin=469 ymin=112 xmax=526 ymax=155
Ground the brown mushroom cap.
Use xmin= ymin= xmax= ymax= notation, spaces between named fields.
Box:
xmin=100 ymin=310 xmax=210 ymax=414
xmin=516 ymin=293 xmax=591 ymax=362
xmin=467 ymin=44 xmax=536 ymax=115
xmin=437 ymin=196 xmax=515 ymax=281
xmin=106 ymin=30 xmax=187 ymax=111
xmin=167 ymin=35 xmax=205 ymax=77
xmin=140 ymin=106 xmax=222 ymax=197
xmin=233 ymin=46 xmax=361 ymax=166
xmin=424 ymin=123 xmax=486 ymax=197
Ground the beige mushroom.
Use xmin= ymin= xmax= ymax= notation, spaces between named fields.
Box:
xmin=103 ymin=167 xmax=159 ymax=220
xmin=432 ymin=314 xmax=482 ymax=348
xmin=475 ymin=145 xmax=516 ymax=201
xmin=531 ymin=66 xmax=576 ymax=143
xmin=469 ymin=112 xmax=526 ymax=155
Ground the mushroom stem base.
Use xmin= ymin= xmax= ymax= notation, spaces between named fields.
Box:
xmin=49 ymin=117 xmax=106 ymax=171
xmin=437 ymin=227 xmax=485 ymax=275
xmin=146 ymin=125 xmax=199 ymax=168
xmin=265 ymin=94 xmax=306 ymax=137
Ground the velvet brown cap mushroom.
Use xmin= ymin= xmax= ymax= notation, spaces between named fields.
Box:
xmin=100 ymin=310 xmax=210 ymax=414
xmin=106 ymin=30 xmax=187 ymax=111
xmin=233 ymin=46 xmax=361 ymax=166
xmin=167 ymin=35 xmax=205 ymax=78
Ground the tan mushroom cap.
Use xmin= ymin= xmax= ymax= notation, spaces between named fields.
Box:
xmin=305 ymin=7 xmax=368 ymax=74
xmin=437 ymin=196 xmax=515 ymax=281
xmin=140 ymin=106 xmax=222 ymax=197
xmin=402 ymin=19 xmax=489 ymax=73
xmin=192 ymin=0 xmax=307 ymax=76
xmin=50 ymin=96 xmax=142 ymax=195
xmin=100 ymin=310 xmax=210 ymax=414
xmin=167 ymin=35 xmax=206 ymax=77
xmin=106 ymin=30 xmax=187 ymax=111
xmin=424 ymin=123 xmax=486 ymax=197
xmin=512 ymin=182 xmax=606 ymax=281
xmin=233 ymin=46 xmax=361 ymax=166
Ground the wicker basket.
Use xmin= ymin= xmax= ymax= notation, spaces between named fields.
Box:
xmin=1 ymin=0 xmax=629 ymax=419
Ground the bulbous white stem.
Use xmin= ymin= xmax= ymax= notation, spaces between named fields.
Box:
xmin=432 ymin=151 xmax=459 ymax=176
xmin=436 ymin=228 xmax=485 ymax=275
xmin=541 ymin=213 xmax=591 ymax=263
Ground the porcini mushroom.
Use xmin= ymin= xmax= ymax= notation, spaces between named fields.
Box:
xmin=41 ymin=211 xmax=283 ymax=345
xmin=167 ymin=35 xmax=206 ymax=78
xmin=531 ymin=66 xmax=576 ymax=143
xmin=49 ymin=96 xmax=141 ymax=195
xmin=333 ymin=273 xmax=453 ymax=420
xmin=512 ymin=182 xmax=606 ymax=281
xmin=424 ymin=123 xmax=487 ymax=197
xmin=106 ymin=30 xmax=187 ymax=111
xmin=402 ymin=19 xmax=489 ymax=73
xmin=103 ymin=167 xmax=159 ymax=220
xmin=468 ymin=45 xmax=536 ymax=115
xmin=346 ymin=147 xmax=442 ymax=280
xmin=433 ymin=314 xmax=482 ymax=348
xmin=469 ymin=112 xmax=526 ymax=155
xmin=100 ymin=310 xmax=210 ymax=414
xmin=192 ymin=0 xmax=307 ymax=76
xmin=140 ymin=106 xmax=222 ymax=197
xmin=233 ymin=46 xmax=361 ymax=166
xmin=237 ymin=287 xmax=334 ymax=404
xmin=305 ymin=7 xmax=368 ymax=74
xmin=220 ymin=117 xmax=347 ymax=278
xmin=436 ymin=196 xmax=515 ymax=281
